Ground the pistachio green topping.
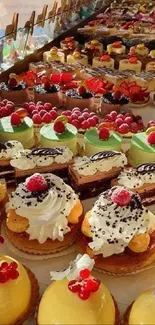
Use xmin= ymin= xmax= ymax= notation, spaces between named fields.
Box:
xmin=0 ymin=116 xmax=33 ymax=133
xmin=84 ymin=128 xmax=123 ymax=147
xmin=40 ymin=123 xmax=77 ymax=141
xmin=132 ymin=132 xmax=155 ymax=153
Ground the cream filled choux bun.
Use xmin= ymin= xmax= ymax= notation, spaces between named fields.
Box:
xmin=37 ymin=254 xmax=120 ymax=325
xmin=77 ymin=186 xmax=155 ymax=274
xmin=5 ymin=173 xmax=83 ymax=255
xmin=123 ymin=288 xmax=155 ymax=324
xmin=0 ymin=236 xmax=39 ymax=325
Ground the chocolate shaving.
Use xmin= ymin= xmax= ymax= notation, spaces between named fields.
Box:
xmin=136 ymin=163 xmax=155 ymax=174
xmin=30 ymin=148 xmax=64 ymax=157
xmin=129 ymin=193 xmax=143 ymax=210
xmin=90 ymin=151 xmax=121 ymax=161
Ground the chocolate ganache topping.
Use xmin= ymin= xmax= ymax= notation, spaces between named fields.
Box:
xmin=101 ymin=92 xmax=129 ymax=105
xmin=90 ymin=151 xmax=121 ymax=161
xmin=136 ymin=163 xmax=155 ymax=174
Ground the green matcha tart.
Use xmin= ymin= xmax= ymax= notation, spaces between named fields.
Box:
xmin=128 ymin=132 xmax=155 ymax=166
xmin=84 ymin=128 xmax=123 ymax=156
xmin=0 ymin=116 xmax=35 ymax=149
xmin=40 ymin=123 xmax=78 ymax=154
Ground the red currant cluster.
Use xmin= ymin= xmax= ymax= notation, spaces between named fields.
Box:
xmin=68 ymin=268 xmax=100 ymax=300
xmin=0 ymin=261 xmax=19 ymax=283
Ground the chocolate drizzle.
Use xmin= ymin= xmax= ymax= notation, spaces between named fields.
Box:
xmin=30 ymin=148 xmax=64 ymax=157
xmin=0 ymin=142 xmax=7 ymax=150
xmin=90 ymin=151 xmax=121 ymax=161
xmin=136 ymin=163 xmax=155 ymax=174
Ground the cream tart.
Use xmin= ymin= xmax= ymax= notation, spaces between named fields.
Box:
xmin=37 ymin=254 xmax=120 ymax=325
xmin=112 ymin=163 xmax=155 ymax=206
xmin=5 ymin=173 xmax=83 ymax=255
xmin=77 ymin=186 xmax=155 ymax=274
xmin=69 ymin=150 xmax=127 ymax=199
xmin=11 ymin=147 xmax=73 ymax=182
xmin=119 ymin=57 xmax=142 ymax=73
xmin=43 ymin=47 xmax=65 ymax=63
xmin=0 ymin=75 xmax=28 ymax=106
xmin=123 ymin=288 xmax=155 ymax=325
xmin=0 ymin=250 xmax=39 ymax=325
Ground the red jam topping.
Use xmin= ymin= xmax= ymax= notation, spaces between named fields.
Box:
xmin=0 ymin=261 xmax=19 ymax=283
xmin=113 ymin=41 xmax=122 ymax=48
xmin=100 ymin=54 xmax=110 ymax=62
xmin=128 ymin=56 xmax=138 ymax=64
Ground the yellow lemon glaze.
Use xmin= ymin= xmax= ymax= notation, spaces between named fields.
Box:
xmin=129 ymin=289 xmax=155 ymax=324
xmin=82 ymin=210 xmax=92 ymax=238
xmin=0 ymin=255 xmax=31 ymax=325
xmin=38 ymin=279 xmax=115 ymax=325
xmin=67 ymin=200 xmax=83 ymax=224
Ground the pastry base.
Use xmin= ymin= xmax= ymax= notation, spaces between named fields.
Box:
xmin=15 ymin=266 xmax=39 ymax=325
xmin=0 ymin=89 xmax=29 ymax=106
xmin=5 ymin=214 xmax=83 ymax=255
xmin=129 ymin=97 xmax=150 ymax=108
xmin=69 ymin=166 xmax=122 ymax=199
xmin=76 ymin=232 xmax=155 ymax=275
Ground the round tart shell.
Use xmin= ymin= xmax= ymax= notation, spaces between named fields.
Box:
xmin=15 ymin=266 xmax=39 ymax=324
xmin=76 ymin=231 xmax=155 ymax=275
xmin=5 ymin=214 xmax=84 ymax=255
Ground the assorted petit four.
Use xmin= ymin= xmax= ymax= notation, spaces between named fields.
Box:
xmin=67 ymin=50 xmax=88 ymax=66
xmin=43 ymin=47 xmax=65 ymax=63
xmin=130 ymin=43 xmax=149 ymax=57
xmin=119 ymin=57 xmax=142 ymax=73
xmin=85 ymin=39 xmax=103 ymax=53
xmin=107 ymin=41 xmax=126 ymax=55
xmin=33 ymin=80 xmax=63 ymax=106
xmin=0 ymin=74 xmax=28 ymax=106
xmin=100 ymin=90 xmax=129 ymax=116
xmin=93 ymin=54 xmax=115 ymax=69
xmin=65 ymin=86 xmax=94 ymax=111
xmin=77 ymin=186 xmax=155 ymax=274
xmin=128 ymin=130 xmax=155 ymax=166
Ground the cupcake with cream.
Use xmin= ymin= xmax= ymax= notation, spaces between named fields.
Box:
xmin=77 ymin=186 xmax=155 ymax=274
xmin=37 ymin=254 xmax=120 ymax=324
xmin=5 ymin=173 xmax=83 ymax=255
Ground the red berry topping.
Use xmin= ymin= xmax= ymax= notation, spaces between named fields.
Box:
xmin=44 ymin=102 xmax=52 ymax=111
xmin=128 ymin=56 xmax=138 ymax=64
xmin=8 ymin=78 xmax=17 ymax=88
xmin=129 ymin=122 xmax=138 ymax=134
xmin=82 ymin=112 xmax=90 ymax=120
xmin=113 ymin=90 xmax=122 ymax=100
xmin=99 ymin=127 xmax=110 ymax=140
xmin=81 ymin=120 xmax=90 ymax=130
xmin=0 ymin=107 xmax=11 ymax=117
xmin=68 ymin=280 xmax=81 ymax=293
xmin=148 ymin=120 xmax=155 ymax=128
xmin=9 ymin=269 xmax=19 ymax=280
xmin=32 ymin=114 xmax=42 ymax=125
xmin=78 ymin=116 xmax=85 ymax=124
xmin=87 ymin=117 xmax=97 ymax=127
xmin=49 ymin=110 xmax=58 ymax=120
xmin=124 ymin=116 xmax=133 ymax=125
xmin=78 ymin=287 xmax=90 ymax=300
xmin=78 ymin=86 xmax=86 ymax=95
xmin=0 ymin=259 xmax=19 ymax=283
xmin=62 ymin=110 xmax=72 ymax=117
xmin=100 ymin=54 xmax=110 ymax=62
xmin=111 ymin=187 xmax=131 ymax=206
xmin=80 ymin=269 xmax=90 ymax=279
xmin=147 ymin=131 xmax=155 ymax=145
xmin=42 ymin=113 xmax=52 ymax=123
xmin=109 ymin=111 xmax=117 ymax=121
xmin=83 ymin=278 xmax=101 ymax=292
xmin=93 ymin=115 xmax=99 ymax=124
xmin=118 ymin=123 xmax=129 ymax=134
xmin=0 ymin=236 xmax=4 ymax=245
xmin=71 ymin=119 xmax=80 ymax=129
xmin=117 ymin=114 xmax=124 ymax=120
xmin=39 ymin=109 xmax=47 ymax=117
xmin=71 ymin=113 xmax=79 ymax=120
xmin=0 ymin=272 xmax=9 ymax=283
xmin=37 ymin=104 xmax=45 ymax=112
xmin=115 ymin=118 xmax=124 ymax=127
xmin=26 ymin=173 xmax=48 ymax=192
xmin=53 ymin=121 xmax=65 ymax=133
xmin=113 ymin=41 xmax=121 ymax=48
xmin=44 ymin=80 xmax=51 ymax=89
xmin=28 ymin=104 xmax=36 ymax=113
xmin=10 ymin=113 xmax=21 ymax=126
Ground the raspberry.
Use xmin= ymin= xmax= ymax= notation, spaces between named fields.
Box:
xmin=87 ymin=117 xmax=96 ymax=127
xmin=71 ymin=113 xmax=79 ymax=120
xmin=115 ymin=118 xmax=124 ymax=127
xmin=28 ymin=101 xmax=35 ymax=106
xmin=2 ymin=99 xmax=8 ymax=105
xmin=78 ymin=287 xmax=90 ymax=300
xmin=80 ymin=269 xmax=90 ymax=279
xmin=44 ymin=80 xmax=51 ymax=89
xmin=99 ymin=127 xmax=110 ymax=140
xmin=148 ymin=120 xmax=155 ymax=128
xmin=113 ymin=90 xmax=122 ymax=100
xmin=71 ymin=119 xmax=80 ymax=129
xmin=118 ymin=123 xmax=129 ymax=134
xmin=68 ymin=280 xmax=81 ymax=293
xmin=71 ymin=109 xmax=81 ymax=117
xmin=50 ymin=74 xmax=61 ymax=83
xmin=26 ymin=173 xmax=48 ymax=192
xmin=44 ymin=102 xmax=52 ymax=111
xmin=111 ymin=187 xmax=131 ymax=206
xmin=73 ymin=107 xmax=80 ymax=112
xmin=53 ymin=121 xmax=65 ymax=133
xmin=6 ymin=103 xmax=14 ymax=112
xmin=8 ymin=78 xmax=17 ymax=88
xmin=83 ymin=108 xmax=89 ymax=112
xmin=28 ymin=104 xmax=36 ymax=113
xmin=109 ymin=111 xmax=117 ymax=121
xmin=31 ymin=110 xmax=38 ymax=116
xmin=62 ymin=110 xmax=71 ymax=117
xmin=49 ymin=110 xmax=58 ymax=120
xmin=117 ymin=114 xmax=124 ymax=120
xmin=32 ymin=114 xmax=42 ymax=124
xmin=92 ymin=115 xmax=99 ymax=124
xmin=39 ymin=109 xmax=47 ymax=117
xmin=81 ymin=120 xmax=90 ymax=130
xmin=10 ymin=113 xmax=21 ymax=126
xmin=42 ymin=113 xmax=52 ymax=123
xmin=104 ymin=114 xmax=113 ymax=121
xmin=78 ymin=116 xmax=85 ymax=124
xmin=78 ymin=86 xmax=86 ymax=95
xmin=0 ymin=107 xmax=11 ymax=117
xmin=130 ymin=122 xmax=138 ymax=134
xmin=36 ymin=101 xmax=43 ymax=107
xmin=124 ymin=116 xmax=133 ymax=125
xmin=137 ymin=120 xmax=144 ymax=131
xmin=37 ymin=104 xmax=45 ymax=112
xmin=82 ymin=112 xmax=90 ymax=120
xmin=147 ymin=131 xmax=155 ymax=145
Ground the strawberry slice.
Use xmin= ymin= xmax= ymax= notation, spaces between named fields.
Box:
xmin=121 ymin=87 xmax=130 ymax=97
xmin=85 ymin=78 xmax=103 ymax=93
xmin=129 ymin=85 xmax=141 ymax=94
xmin=62 ymin=81 xmax=77 ymax=90
xmin=140 ymin=87 xmax=148 ymax=92
xmin=129 ymin=82 xmax=137 ymax=87
xmin=120 ymin=81 xmax=128 ymax=89
xmin=104 ymin=83 xmax=113 ymax=90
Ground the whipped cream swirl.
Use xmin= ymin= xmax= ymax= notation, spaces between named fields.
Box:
xmin=73 ymin=151 xmax=127 ymax=176
xmin=10 ymin=147 xmax=73 ymax=170
xmin=118 ymin=164 xmax=155 ymax=189
xmin=6 ymin=173 xmax=78 ymax=244
xmin=88 ymin=187 xmax=155 ymax=257
xmin=0 ymin=141 xmax=23 ymax=159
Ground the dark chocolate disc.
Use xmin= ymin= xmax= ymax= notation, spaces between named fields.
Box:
xmin=0 ymin=142 xmax=7 ymax=150
xmin=90 ymin=151 xmax=121 ymax=161
xmin=30 ymin=148 xmax=64 ymax=157
xmin=136 ymin=163 xmax=155 ymax=174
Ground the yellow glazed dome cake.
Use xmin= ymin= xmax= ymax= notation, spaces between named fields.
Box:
xmin=43 ymin=47 xmax=65 ymax=63
xmin=123 ymin=289 xmax=155 ymax=324
xmin=0 ymin=240 xmax=39 ymax=325
xmin=119 ymin=56 xmax=142 ymax=73
xmin=37 ymin=254 xmax=120 ymax=324
xmin=5 ymin=173 xmax=83 ymax=255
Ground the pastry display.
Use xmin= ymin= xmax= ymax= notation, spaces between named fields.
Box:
xmin=11 ymin=147 xmax=73 ymax=181
xmin=43 ymin=47 xmax=65 ymax=63
xmin=33 ymin=79 xmax=63 ymax=106
xmin=112 ymin=163 xmax=155 ymax=206
xmin=0 ymin=74 xmax=28 ymax=106
xmin=77 ymin=186 xmax=155 ymax=274
xmin=92 ymin=54 xmax=115 ymax=69
xmin=5 ymin=173 xmax=83 ymax=254
xmin=65 ymin=86 xmax=94 ymax=111
xmin=123 ymin=288 xmax=155 ymax=324
xmin=84 ymin=128 xmax=123 ymax=156
xmin=0 ymin=113 xmax=35 ymax=149
xmin=0 ymin=238 xmax=39 ymax=325
xmin=60 ymin=36 xmax=79 ymax=50
xmin=113 ymin=82 xmax=150 ymax=107
xmin=37 ymin=254 xmax=120 ymax=325
xmin=40 ymin=118 xmax=78 ymax=154
xmin=119 ymin=57 xmax=142 ymax=73
xmin=100 ymin=90 xmax=129 ymax=116
xmin=29 ymin=61 xmax=53 ymax=75
xmin=107 ymin=41 xmax=126 ymax=55
xmin=130 ymin=43 xmax=149 ymax=56
xmin=69 ymin=150 xmax=127 ymax=198
xmin=128 ymin=131 xmax=155 ymax=166
xmin=67 ymin=50 xmax=88 ymax=66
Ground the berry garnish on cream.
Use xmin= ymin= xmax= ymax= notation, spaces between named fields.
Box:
xmin=53 ymin=115 xmax=68 ymax=134
xmin=147 ymin=131 xmax=155 ymax=145
xmin=98 ymin=127 xmax=110 ymax=140
xmin=0 ymin=237 xmax=19 ymax=283
xmin=26 ymin=173 xmax=48 ymax=193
